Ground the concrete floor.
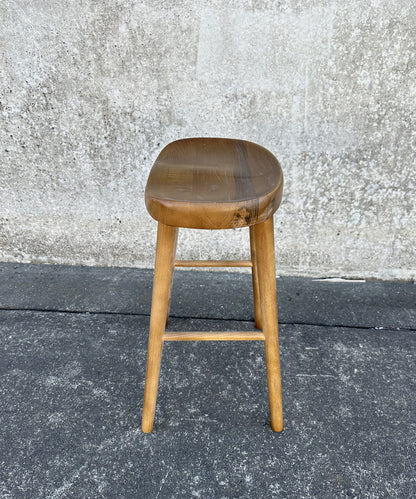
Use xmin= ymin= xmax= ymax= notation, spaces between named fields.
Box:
xmin=0 ymin=263 xmax=415 ymax=498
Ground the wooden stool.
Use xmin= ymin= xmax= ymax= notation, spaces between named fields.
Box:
xmin=142 ymin=138 xmax=284 ymax=432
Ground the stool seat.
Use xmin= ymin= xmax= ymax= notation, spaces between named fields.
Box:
xmin=145 ymin=137 xmax=283 ymax=229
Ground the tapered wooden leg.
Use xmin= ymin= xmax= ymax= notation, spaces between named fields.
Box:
xmin=142 ymin=223 xmax=178 ymax=433
xmin=249 ymin=225 xmax=262 ymax=330
xmin=254 ymin=217 xmax=283 ymax=432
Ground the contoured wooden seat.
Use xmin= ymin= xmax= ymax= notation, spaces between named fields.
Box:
xmin=145 ymin=138 xmax=283 ymax=229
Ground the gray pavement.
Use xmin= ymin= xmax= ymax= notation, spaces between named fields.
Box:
xmin=0 ymin=263 xmax=415 ymax=498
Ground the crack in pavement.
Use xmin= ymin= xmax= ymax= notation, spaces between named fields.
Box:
xmin=1 ymin=307 xmax=415 ymax=333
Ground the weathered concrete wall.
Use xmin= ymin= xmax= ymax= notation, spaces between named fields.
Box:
xmin=1 ymin=0 xmax=415 ymax=280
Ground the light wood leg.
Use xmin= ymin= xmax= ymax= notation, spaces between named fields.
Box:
xmin=254 ymin=217 xmax=283 ymax=432
xmin=142 ymin=222 xmax=178 ymax=433
xmin=165 ymin=255 xmax=176 ymax=327
xmin=250 ymin=225 xmax=262 ymax=330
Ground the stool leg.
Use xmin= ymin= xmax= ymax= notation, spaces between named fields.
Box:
xmin=165 ymin=261 xmax=176 ymax=327
xmin=249 ymin=225 xmax=262 ymax=330
xmin=142 ymin=222 xmax=178 ymax=433
xmin=254 ymin=217 xmax=283 ymax=432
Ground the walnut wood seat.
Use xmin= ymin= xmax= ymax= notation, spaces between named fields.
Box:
xmin=145 ymin=138 xmax=283 ymax=229
xmin=142 ymin=137 xmax=284 ymax=433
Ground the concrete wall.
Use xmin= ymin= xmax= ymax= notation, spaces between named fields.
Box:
xmin=1 ymin=0 xmax=415 ymax=280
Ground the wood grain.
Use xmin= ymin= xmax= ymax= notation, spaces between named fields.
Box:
xmin=163 ymin=331 xmax=265 ymax=341
xmin=142 ymin=222 xmax=178 ymax=433
xmin=145 ymin=138 xmax=283 ymax=229
xmin=250 ymin=225 xmax=262 ymax=330
xmin=254 ymin=217 xmax=283 ymax=432
xmin=175 ymin=259 xmax=252 ymax=267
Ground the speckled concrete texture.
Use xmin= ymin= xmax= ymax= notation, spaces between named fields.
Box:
xmin=1 ymin=1 xmax=415 ymax=280
xmin=0 ymin=264 xmax=415 ymax=497
xmin=1 ymin=262 xmax=416 ymax=330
